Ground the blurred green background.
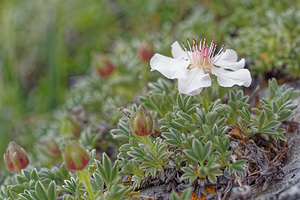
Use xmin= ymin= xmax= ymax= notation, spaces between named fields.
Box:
xmin=0 ymin=0 xmax=299 ymax=164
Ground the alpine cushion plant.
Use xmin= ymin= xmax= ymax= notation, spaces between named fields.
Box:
xmin=111 ymin=70 xmax=299 ymax=198
xmin=150 ymin=38 xmax=252 ymax=95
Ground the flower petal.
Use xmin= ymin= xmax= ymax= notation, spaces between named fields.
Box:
xmin=178 ymin=68 xmax=211 ymax=96
xmin=150 ymin=53 xmax=189 ymax=79
xmin=211 ymin=66 xmax=252 ymax=87
xmin=214 ymin=49 xmax=245 ymax=70
xmin=171 ymin=41 xmax=186 ymax=58
xmin=219 ymin=49 xmax=238 ymax=62
xmin=214 ymin=58 xmax=245 ymax=71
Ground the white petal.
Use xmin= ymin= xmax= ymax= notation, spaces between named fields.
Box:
xmin=178 ymin=68 xmax=211 ymax=96
xmin=171 ymin=41 xmax=186 ymax=58
xmin=211 ymin=66 xmax=252 ymax=87
xmin=219 ymin=49 xmax=238 ymax=62
xmin=150 ymin=53 xmax=189 ymax=79
xmin=214 ymin=58 xmax=245 ymax=71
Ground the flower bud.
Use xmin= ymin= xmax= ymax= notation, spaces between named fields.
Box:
xmin=137 ymin=43 xmax=154 ymax=62
xmin=131 ymin=105 xmax=154 ymax=136
xmin=40 ymin=139 xmax=61 ymax=158
xmin=92 ymin=53 xmax=115 ymax=78
xmin=60 ymin=115 xmax=81 ymax=138
xmin=4 ymin=141 xmax=29 ymax=172
xmin=63 ymin=140 xmax=90 ymax=171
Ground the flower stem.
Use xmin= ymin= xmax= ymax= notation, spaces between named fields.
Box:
xmin=77 ymin=169 xmax=94 ymax=200
xmin=136 ymin=135 xmax=155 ymax=151
xmin=199 ymin=89 xmax=209 ymax=112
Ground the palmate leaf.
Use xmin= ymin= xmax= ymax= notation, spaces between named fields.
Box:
xmin=47 ymin=181 xmax=56 ymax=200
xmin=127 ymin=147 xmax=146 ymax=162
xmin=103 ymin=184 xmax=131 ymax=200
xmin=175 ymin=94 xmax=198 ymax=113
xmin=262 ymin=120 xmax=280 ymax=130
xmin=11 ymin=184 xmax=26 ymax=194
xmin=96 ymin=153 xmax=119 ymax=189
xmin=181 ymin=167 xmax=198 ymax=183
xmin=139 ymin=78 xmax=175 ymax=116
xmin=258 ymin=111 xmax=266 ymax=129
xmin=90 ymin=173 xmax=104 ymax=195
xmin=19 ymin=181 xmax=56 ymax=200
xmin=269 ymin=78 xmax=278 ymax=101
xmin=62 ymin=177 xmax=80 ymax=195
xmin=16 ymin=169 xmax=32 ymax=184
xmin=214 ymin=135 xmax=230 ymax=154
xmin=162 ymin=128 xmax=184 ymax=148
xmin=155 ymin=139 xmax=169 ymax=161
xmin=0 ymin=185 xmax=11 ymax=200
xmin=229 ymin=160 xmax=246 ymax=174
xmin=197 ymin=159 xmax=222 ymax=183
xmin=35 ymin=181 xmax=48 ymax=200
xmin=184 ymin=139 xmax=212 ymax=165
xmin=110 ymin=118 xmax=131 ymax=141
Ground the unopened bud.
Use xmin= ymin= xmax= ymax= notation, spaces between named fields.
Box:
xmin=131 ymin=105 xmax=154 ymax=136
xmin=92 ymin=54 xmax=115 ymax=77
xmin=137 ymin=43 xmax=154 ymax=62
xmin=60 ymin=115 xmax=81 ymax=138
xmin=4 ymin=141 xmax=29 ymax=172
xmin=63 ymin=140 xmax=90 ymax=171
xmin=40 ymin=139 xmax=61 ymax=158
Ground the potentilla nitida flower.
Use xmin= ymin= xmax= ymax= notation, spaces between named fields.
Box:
xmin=4 ymin=141 xmax=29 ymax=172
xmin=92 ymin=53 xmax=115 ymax=78
xmin=131 ymin=105 xmax=154 ymax=136
xmin=40 ymin=139 xmax=61 ymax=158
xmin=63 ymin=140 xmax=90 ymax=171
xmin=150 ymin=38 xmax=252 ymax=96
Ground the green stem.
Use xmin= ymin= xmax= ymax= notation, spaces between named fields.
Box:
xmin=77 ymin=169 xmax=94 ymax=200
xmin=199 ymin=89 xmax=209 ymax=112
xmin=136 ymin=135 xmax=155 ymax=151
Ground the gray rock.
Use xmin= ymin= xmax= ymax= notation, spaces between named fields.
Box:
xmin=133 ymin=185 xmax=170 ymax=200
xmin=278 ymin=181 xmax=300 ymax=200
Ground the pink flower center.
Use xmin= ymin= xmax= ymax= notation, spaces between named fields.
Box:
xmin=182 ymin=38 xmax=226 ymax=73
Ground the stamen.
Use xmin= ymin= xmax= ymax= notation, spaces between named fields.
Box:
xmin=182 ymin=42 xmax=193 ymax=62
xmin=216 ymin=44 xmax=225 ymax=56
xmin=199 ymin=39 xmax=202 ymax=50
xmin=187 ymin=38 xmax=192 ymax=51
xmin=182 ymin=38 xmax=226 ymax=71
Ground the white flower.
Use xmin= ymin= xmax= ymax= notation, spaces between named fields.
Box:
xmin=150 ymin=38 xmax=252 ymax=96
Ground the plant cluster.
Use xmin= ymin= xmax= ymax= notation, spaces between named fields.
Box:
xmin=111 ymin=78 xmax=299 ymax=198
xmin=0 ymin=0 xmax=299 ymax=199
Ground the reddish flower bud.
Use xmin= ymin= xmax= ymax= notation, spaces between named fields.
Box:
xmin=4 ymin=141 xmax=29 ymax=172
xmin=131 ymin=105 xmax=154 ymax=136
xmin=63 ymin=140 xmax=90 ymax=171
xmin=60 ymin=115 xmax=81 ymax=138
xmin=40 ymin=139 xmax=61 ymax=158
xmin=92 ymin=54 xmax=115 ymax=78
xmin=137 ymin=43 xmax=154 ymax=62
